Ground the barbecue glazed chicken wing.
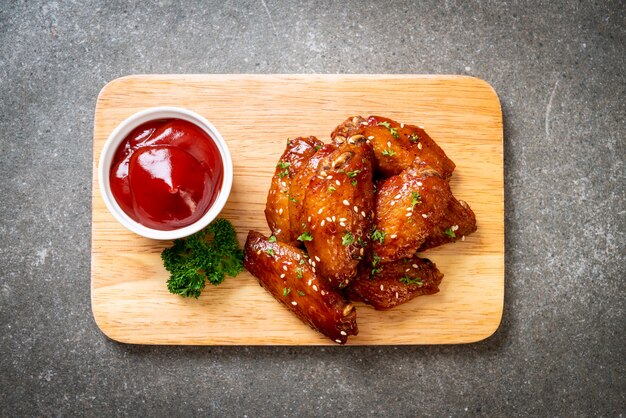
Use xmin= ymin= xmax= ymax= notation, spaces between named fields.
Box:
xmin=331 ymin=115 xmax=456 ymax=179
xmin=244 ymin=231 xmax=358 ymax=344
xmin=418 ymin=195 xmax=477 ymax=251
xmin=346 ymin=255 xmax=444 ymax=310
xmin=265 ymin=136 xmax=323 ymax=244
xmin=372 ymin=166 xmax=451 ymax=263
xmin=300 ymin=140 xmax=375 ymax=288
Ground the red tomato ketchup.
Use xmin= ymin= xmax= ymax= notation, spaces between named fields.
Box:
xmin=109 ymin=119 xmax=223 ymax=231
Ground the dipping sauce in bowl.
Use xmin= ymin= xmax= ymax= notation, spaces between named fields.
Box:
xmin=98 ymin=107 xmax=233 ymax=240
xmin=110 ymin=119 xmax=223 ymax=230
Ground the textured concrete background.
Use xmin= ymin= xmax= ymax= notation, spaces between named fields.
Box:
xmin=1 ymin=1 xmax=624 ymax=416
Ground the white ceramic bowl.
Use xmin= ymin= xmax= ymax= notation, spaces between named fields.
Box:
xmin=98 ymin=106 xmax=233 ymax=240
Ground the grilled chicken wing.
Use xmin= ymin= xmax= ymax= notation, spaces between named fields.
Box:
xmin=300 ymin=141 xmax=375 ymax=288
xmin=331 ymin=115 xmax=455 ymax=178
xmin=244 ymin=231 xmax=358 ymax=344
xmin=372 ymin=166 xmax=451 ymax=263
xmin=346 ymin=255 xmax=443 ymax=310
xmin=418 ymin=196 xmax=477 ymax=251
xmin=265 ymin=136 xmax=323 ymax=243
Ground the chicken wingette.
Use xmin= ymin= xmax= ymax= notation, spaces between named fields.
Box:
xmin=244 ymin=231 xmax=358 ymax=344
xmin=265 ymin=136 xmax=323 ymax=244
xmin=331 ymin=115 xmax=455 ymax=179
xmin=299 ymin=140 xmax=375 ymax=288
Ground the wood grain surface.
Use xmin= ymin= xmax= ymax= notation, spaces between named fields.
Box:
xmin=91 ymin=74 xmax=504 ymax=345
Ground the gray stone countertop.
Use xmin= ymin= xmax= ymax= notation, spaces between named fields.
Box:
xmin=1 ymin=1 xmax=624 ymax=416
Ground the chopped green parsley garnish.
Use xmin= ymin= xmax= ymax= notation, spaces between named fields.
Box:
xmin=283 ymin=287 xmax=291 ymax=296
xmin=298 ymin=258 xmax=306 ymax=265
xmin=371 ymin=229 xmax=386 ymax=243
xmin=346 ymin=170 xmax=361 ymax=178
xmin=409 ymin=133 xmax=420 ymax=143
xmin=342 ymin=232 xmax=354 ymax=246
xmin=297 ymin=231 xmax=313 ymax=242
xmin=277 ymin=169 xmax=289 ymax=178
xmin=411 ymin=191 xmax=422 ymax=209
xmin=268 ymin=235 xmax=277 ymax=243
xmin=351 ymin=180 xmax=357 ymax=186
xmin=399 ymin=276 xmax=423 ymax=286
xmin=296 ymin=268 xmax=303 ymax=278
xmin=288 ymin=194 xmax=297 ymax=203
xmin=297 ymin=290 xmax=306 ymax=296
xmin=382 ymin=148 xmax=395 ymax=157
xmin=277 ymin=161 xmax=291 ymax=169
xmin=444 ymin=227 xmax=456 ymax=238
xmin=371 ymin=253 xmax=382 ymax=276
xmin=328 ymin=185 xmax=336 ymax=193
xmin=266 ymin=248 xmax=275 ymax=256
xmin=314 ymin=145 xmax=321 ymax=151
xmin=377 ymin=121 xmax=398 ymax=138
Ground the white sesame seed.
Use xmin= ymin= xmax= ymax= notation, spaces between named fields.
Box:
xmin=422 ymin=214 xmax=428 ymax=218
xmin=390 ymin=234 xmax=397 ymax=239
xmin=394 ymin=193 xmax=402 ymax=199
xmin=256 ymin=249 xmax=261 ymax=255
xmin=326 ymin=217 xmax=332 ymax=222
xmin=390 ymin=200 xmax=396 ymax=206
xmin=380 ymin=284 xmax=384 ymax=291
xmin=387 ymin=141 xmax=392 ymax=148
xmin=315 ymin=256 xmax=321 ymax=262
xmin=353 ymin=206 xmax=358 ymax=213
xmin=462 ymin=235 xmax=466 ymax=241
xmin=281 ymin=181 xmax=287 ymax=187
xmin=311 ymin=260 xmax=316 ymax=267
xmin=320 ymin=171 xmax=327 ymax=177
xmin=312 ymin=285 xmax=318 ymax=291
xmin=405 ymin=268 xmax=410 ymax=272
xmin=367 ymin=136 xmax=375 ymax=140
xmin=339 ymin=217 xmax=347 ymax=222
xmin=308 ymin=259 xmax=313 ymax=265
xmin=292 ymin=301 xmax=298 ymax=306
xmin=280 ymin=273 xmax=285 ymax=278
xmin=321 ymin=290 xmax=327 ymax=296
xmin=406 ymin=207 xmax=413 ymax=212
xmin=335 ymin=339 xmax=342 ymax=343
xmin=418 ymin=143 xmax=422 ymax=149
xmin=327 ymin=175 xmax=333 ymax=180
xmin=308 ymin=279 xmax=313 ymax=286
xmin=318 ymin=208 xmax=324 ymax=214
xmin=307 ymin=216 xmax=311 ymax=222
xmin=417 ymin=181 xmax=423 ymax=186
xmin=361 ymin=211 xmax=366 ymax=217
xmin=332 ymin=216 xmax=336 ymax=222
xmin=412 ymin=264 xmax=418 ymax=268
xmin=336 ymin=180 xmax=341 ymax=186
xmin=321 ymin=220 xmax=325 ymax=226
xmin=311 ymin=224 xmax=316 ymax=230
xmin=395 ymin=292 xmax=399 ymax=299
xmin=340 ymin=331 xmax=347 ymax=336
xmin=311 ymin=267 xmax=316 ymax=273
xmin=452 ymin=224 xmax=459 ymax=231
xmin=282 ymin=265 xmax=288 ymax=271
xmin=405 ymin=213 xmax=412 ymax=217
xmin=278 ymin=208 xmax=283 ymax=215
xmin=347 ymin=137 xmax=355 ymax=144
xmin=339 ymin=222 xmax=346 ymax=227
xmin=359 ymin=248 xmax=364 ymax=256
xmin=343 ymin=200 xmax=350 ymax=206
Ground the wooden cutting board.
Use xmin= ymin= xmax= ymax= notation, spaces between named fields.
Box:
xmin=91 ymin=74 xmax=504 ymax=345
